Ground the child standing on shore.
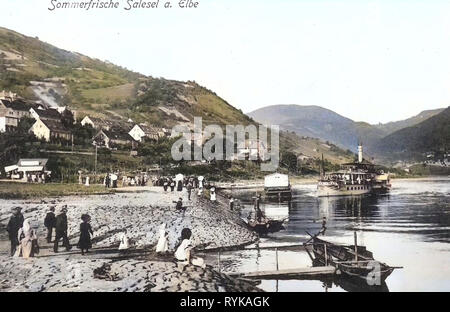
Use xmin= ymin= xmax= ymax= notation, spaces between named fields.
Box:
xmin=77 ymin=214 xmax=93 ymax=255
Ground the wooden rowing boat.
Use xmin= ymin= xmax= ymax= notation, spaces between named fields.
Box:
xmin=306 ymin=232 xmax=400 ymax=284
xmin=245 ymin=218 xmax=286 ymax=236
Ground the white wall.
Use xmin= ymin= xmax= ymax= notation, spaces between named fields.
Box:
xmin=0 ymin=117 xmax=6 ymax=133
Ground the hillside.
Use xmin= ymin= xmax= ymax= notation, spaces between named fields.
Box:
xmin=0 ymin=27 xmax=354 ymax=173
xmin=248 ymin=104 xmax=386 ymax=151
xmin=375 ymin=108 xmax=445 ymax=135
xmin=0 ymin=27 xmax=253 ymax=129
xmin=372 ymin=107 xmax=450 ymax=159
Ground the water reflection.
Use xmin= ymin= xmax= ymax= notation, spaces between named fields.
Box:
xmin=228 ymin=178 xmax=450 ymax=291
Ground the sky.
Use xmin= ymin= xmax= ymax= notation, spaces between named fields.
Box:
xmin=1 ymin=0 xmax=450 ymax=124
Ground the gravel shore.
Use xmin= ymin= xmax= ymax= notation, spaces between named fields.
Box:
xmin=0 ymin=187 xmax=260 ymax=292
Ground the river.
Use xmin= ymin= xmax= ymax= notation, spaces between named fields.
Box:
xmin=220 ymin=177 xmax=450 ymax=292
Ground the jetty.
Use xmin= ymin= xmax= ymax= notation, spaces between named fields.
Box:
xmin=230 ymin=266 xmax=336 ymax=280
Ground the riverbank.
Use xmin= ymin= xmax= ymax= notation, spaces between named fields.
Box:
xmin=0 ymin=187 xmax=260 ymax=292
xmin=0 ymin=181 xmax=115 ymax=199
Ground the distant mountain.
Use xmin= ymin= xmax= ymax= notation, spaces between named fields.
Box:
xmin=375 ymin=108 xmax=445 ymax=135
xmin=248 ymin=104 xmax=447 ymax=158
xmin=247 ymin=105 xmax=386 ymax=152
xmin=372 ymin=107 xmax=450 ymax=158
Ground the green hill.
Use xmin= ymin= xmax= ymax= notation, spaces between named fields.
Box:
xmin=374 ymin=108 xmax=445 ymax=135
xmin=373 ymin=107 xmax=450 ymax=160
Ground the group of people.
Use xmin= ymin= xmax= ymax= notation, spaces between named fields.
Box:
xmin=26 ymin=173 xmax=48 ymax=184
xmin=104 ymin=173 xmax=119 ymax=188
xmin=6 ymin=205 xmax=95 ymax=258
xmin=6 ymin=207 xmax=40 ymax=258
xmin=122 ymin=173 xmax=148 ymax=187
xmin=155 ymin=225 xmax=205 ymax=268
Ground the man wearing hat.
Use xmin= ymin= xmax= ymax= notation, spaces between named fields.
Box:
xmin=6 ymin=207 xmax=24 ymax=256
xmin=53 ymin=205 xmax=72 ymax=253
xmin=44 ymin=206 xmax=56 ymax=243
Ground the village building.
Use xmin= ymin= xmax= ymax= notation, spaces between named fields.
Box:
xmin=29 ymin=107 xmax=61 ymax=121
xmin=93 ymin=129 xmax=136 ymax=149
xmin=81 ymin=115 xmax=133 ymax=132
xmin=0 ymin=97 xmax=31 ymax=132
xmin=128 ymin=124 xmax=163 ymax=142
xmin=29 ymin=118 xmax=72 ymax=142
xmin=81 ymin=116 xmax=112 ymax=130
xmin=4 ymin=158 xmax=50 ymax=182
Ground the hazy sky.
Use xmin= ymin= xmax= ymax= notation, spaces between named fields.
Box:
xmin=1 ymin=0 xmax=450 ymax=123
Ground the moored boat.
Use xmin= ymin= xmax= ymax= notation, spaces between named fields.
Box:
xmin=305 ymin=232 xmax=400 ymax=284
xmin=264 ymin=173 xmax=292 ymax=201
xmin=245 ymin=193 xmax=286 ymax=236
xmin=372 ymin=172 xmax=392 ymax=193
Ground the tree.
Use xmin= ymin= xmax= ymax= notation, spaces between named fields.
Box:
xmin=61 ymin=109 xmax=75 ymax=129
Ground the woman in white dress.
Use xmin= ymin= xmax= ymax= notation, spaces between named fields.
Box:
xmin=210 ymin=187 xmax=216 ymax=202
xmin=155 ymin=223 xmax=169 ymax=253
xmin=118 ymin=230 xmax=130 ymax=251
xmin=17 ymin=219 xmax=38 ymax=259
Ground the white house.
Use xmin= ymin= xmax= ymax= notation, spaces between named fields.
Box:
xmin=80 ymin=116 xmax=110 ymax=129
xmin=128 ymin=124 xmax=161 ymax=142
xmin=1 ymin=91 xmax=30 ymax=133
xmin=29 ymin=118 xmax=71 ymax=142
xmin=93 ymin=129 xmax=135 ymax=149
xmin=0 ymin=97 xmax=31 ymax=132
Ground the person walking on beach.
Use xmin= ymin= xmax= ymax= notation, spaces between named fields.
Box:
xmin=170 ymin=180 xmax=175 ymax=192
xmin=210 ymin=187 xmax=217 ymax=202
xmin=6 ymin=207 xmax=24 ymax=256
xmin=177 ymin=180 xmax=183 ymax=192
xmin=44 ymin=206 xmax=56 ymax=243
xmin=229 ymin=196 xmax=235 ymax=211
xmin=111 ymin=173 xmax=118 ymax=188
xmin=105 ymin=174 xmax=111 ymax=188
xmin=54 ymin=206 xmax=72 ymax=253
xmin=163 ymin=179 xmax=168 ymax=192
xmin=18 ymin=218 xmax=39 ymax=259
xmin=187 ymin=183 xmax=193 ymax=200
xmin=77 ymin=214 xmax=93 ymax=255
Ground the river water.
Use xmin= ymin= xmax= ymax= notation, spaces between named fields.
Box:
xmin=220 ymin=178 xmax=450 ymax=292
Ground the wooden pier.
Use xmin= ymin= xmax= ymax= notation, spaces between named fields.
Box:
xmin=230 ymin=266 xmax=336 ymax=280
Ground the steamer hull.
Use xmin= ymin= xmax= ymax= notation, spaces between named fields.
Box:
xmin=317 ymin=183 xmax=372 ymax=197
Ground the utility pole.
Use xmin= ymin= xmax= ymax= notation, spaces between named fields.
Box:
xmin=94 ymin=144 xmax=98 ymax=175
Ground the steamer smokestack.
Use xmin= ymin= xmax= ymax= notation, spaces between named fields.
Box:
xmin=358 ymin=142 xmax=363 ymax=163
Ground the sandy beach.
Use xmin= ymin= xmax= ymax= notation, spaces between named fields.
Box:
xmin=0 ymin=187 xmax=260 ymax=292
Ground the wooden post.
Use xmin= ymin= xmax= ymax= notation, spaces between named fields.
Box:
xmin=218 ymin=251 xmax=221 ymax=273
xmin=324 ymin=244 xmax=328 ymax=266
xmin=354 ymin=231 xmax=358 ymax=262
xmin=275 ymin=248 xmax=279 ymax=271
